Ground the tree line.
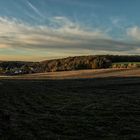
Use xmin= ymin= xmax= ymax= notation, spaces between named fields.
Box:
xmin=0 ymin=55 xmax=140 ymax=75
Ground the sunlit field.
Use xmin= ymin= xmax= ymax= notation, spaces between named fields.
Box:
xmin=1 ymin=68 xmax=140 ymax=79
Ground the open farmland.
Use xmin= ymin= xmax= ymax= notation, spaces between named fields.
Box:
xmin=112 ymin=62 xmax=140 ymax=64
xmin=1 ymin=68 xmax=140 ymax=79
xmin=0 ymin=70 xmax=140 ymax=139
xmin=112 ymin=62 xmax=140 ymax=69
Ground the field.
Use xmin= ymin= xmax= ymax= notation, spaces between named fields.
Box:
xmin=112 ymin=62 xmax=140 ymax=64
xmin=0 ymin=69 xmax=140 ymax=139
xmin=1 ymin=68 xmax=140 ymax=79
xmin=112 ymin=62 xmax=140 ymax=69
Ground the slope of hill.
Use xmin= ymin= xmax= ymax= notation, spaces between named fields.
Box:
xmin=1 ymin=55 xmax=140 ymax=75
xmin=40 ymin=55 xmax=140 ymax=72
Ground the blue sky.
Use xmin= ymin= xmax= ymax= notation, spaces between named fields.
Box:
xmin=0 ymin=0 xmax=140 ymax=61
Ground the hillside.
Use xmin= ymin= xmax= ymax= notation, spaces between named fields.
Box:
xmin=1 ymin=55 xmax=140 ymax=75
xmin=40 ymin=55 xmax=140 ymax=72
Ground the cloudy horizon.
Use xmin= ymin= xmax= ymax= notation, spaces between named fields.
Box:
xmin=0 ymin=0 xmax=140 ymax=61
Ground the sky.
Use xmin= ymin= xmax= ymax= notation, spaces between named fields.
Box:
xmin=0 ymin=0 xmax=140 ymax=61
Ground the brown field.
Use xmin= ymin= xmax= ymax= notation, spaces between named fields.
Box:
xmin=1 ymin=68 xmax=140 ymax=79
xmin=0 ymin=69 xmax=140 ymax=139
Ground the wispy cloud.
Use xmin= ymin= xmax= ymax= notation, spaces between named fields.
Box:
xmin=0 ymin=44 xmax=11 ymax=49
xmin=111 ymin=17 xmax=124 ymax=27
xmin=26 ymin=0 xmax=44 ymax=18
xmin=0 ymin=16 xmax=140 ymax=60
xmin=127 ymin=26 xmax=140 ymax=41
xmin=0 ymin=16 xmax=108 ymax=48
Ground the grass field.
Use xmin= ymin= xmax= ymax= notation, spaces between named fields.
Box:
xmin=1 ymin=68 xmax=140 ymax=79
xmin=112 ymin=62 xmax=140 ymax=64
xmin=0 ymin=76 xmax=140 ymax=139
xmin=112 ymin=62 xmax=140 ymax=68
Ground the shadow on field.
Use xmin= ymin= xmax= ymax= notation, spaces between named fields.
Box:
xmin=0 ymin=77 xmax=140 ymax=140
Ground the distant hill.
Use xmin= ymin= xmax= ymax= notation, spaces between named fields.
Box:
xmin=1 ymin=55 xmax=140 ymax=75
xmin=39 ymin=55 xmax=140 ymax=72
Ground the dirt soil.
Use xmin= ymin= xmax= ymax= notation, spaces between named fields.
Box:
xmin=0 ymin=77 xmax=140 ymax=139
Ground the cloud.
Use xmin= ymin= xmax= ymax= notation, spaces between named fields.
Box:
xmin=0 ymin=16 xmax=140 ymax=61
xmin=127 ymin=26 xmax=140 ymax=41
xmin=110 ymin=17 xmax=126 ymax=28
xmin=26 ymin=0 xmax=44 ymax=18
xmin=0 ymin=16 xmax=109 ymax=49
xmin=0 ymin=44 xmax=11 ymax=49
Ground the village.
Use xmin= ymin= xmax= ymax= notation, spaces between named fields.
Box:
xmin=0 ymin=65 xmax=36 ymax=75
